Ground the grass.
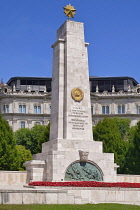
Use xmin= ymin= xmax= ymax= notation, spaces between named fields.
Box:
xmin=0 ymin=204 xmax=140 ymax=210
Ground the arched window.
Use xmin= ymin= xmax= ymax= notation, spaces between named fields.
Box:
xmin=122 ymin=105 xmax=125 ymax=114
xmin=3 ymin=105 xmax=9 ymax=113
xmin=20 ymin=121 xmax=25 ymax=128
xmin=19 ymin=105 xmax=26 ymax=113
xmin=118 ymin=105 xmax=125 ymax=114
xmin=118 ymin=105 xmax=121 ymax=114
xmin=136 ymin=105 xmax=140 ymax=114
xmin=91 ymin=106 xmax=94 ymax=114
xmin=34 ymin=105 xmax=41 ymax=114
xmin=102 ymin=106 xmax=109 ymax=114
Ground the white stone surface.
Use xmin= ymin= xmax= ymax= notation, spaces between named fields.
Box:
xmin=24 ymin=160 xmax=46 ymax=183
xmin=1 ymin=186 xmax=140 ymax=205
xmin=1 ymin=171 xmax=140 ymax=186
xmin=50 ymin=21 xmax=93 ymax=142
xmin=46 ymin=193 xmax=58 ymax=204
xmin=31 ymin=138 xmax=117 ymax=182
xmin=0 ymin=171 xmax=27 ymax=185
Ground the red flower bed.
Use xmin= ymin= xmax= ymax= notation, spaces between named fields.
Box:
xmin=29 ymin=181 xmax=140 ymax=188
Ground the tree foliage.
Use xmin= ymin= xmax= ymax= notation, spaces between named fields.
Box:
xmin=14 ymin=128 xmax=32 ymax=151
xmin=132 ymin=122 xmax=140 ymax=174
xmin=38 ymin=123 xmax=50 ymax=151
xmin=93 ymin=118 xmax=140 ymax=174
xmin=0 ymin=114 xmax=33 ymax=171
xmin=16 ymin=145 xmax=32 ymax=171
xmin=113 ymin=118 xmax=130 ymax=139
xmin=14 ymin=124 xmax=50 ymax=154
xmin=93 ymin=118 xmax=129 ymax=174
xmin=123 ymin=124 xmax=138 ymax=174
xmin=0 ymin=115 xmax=19 ymax=170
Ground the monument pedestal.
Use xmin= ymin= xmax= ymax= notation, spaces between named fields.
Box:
xmin=24 ymin=20 xmax=118 ymax=183
xmin=25 ymin=137 xmax=118 ymax=182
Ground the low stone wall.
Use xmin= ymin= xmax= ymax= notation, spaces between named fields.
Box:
xmin=116 ymin=174 xmax=140 ymax=183
xmin=0 ymin=171 xmax=27 ymax=185
xmin=1 ymin=172 xmax=140 ymax=205
xmin=1 ymin=171 xmax=140 ymax=185
xmin=0 ymin=186 xmax=140 ymax=205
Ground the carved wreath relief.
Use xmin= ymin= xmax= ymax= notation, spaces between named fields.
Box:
xmin=65 ymin=162 xmax=103 ymax=181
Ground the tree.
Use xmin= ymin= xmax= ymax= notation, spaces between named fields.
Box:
xmin=38 ymin=123 xmax=50 ymax=151
xmin=16 ymin=145 xmax=32 ymax=171
xmin=132 ymin=121 xmax=140 ymax=174
xmin=14 ymin=128 xmax=32 ymax=151
xmin=30 ymin=124 xmax=49 ymax=154
xmin=14 ymin=124 xmax=50 ymax=154
xmin=0 ymin=115 xmax=19 ymax=170
xmin=123 ymin=125 xmax=138 ymax=174
xmin=113 ymin=118 xmax=130 ymax=139
xmin=93 ymin=118 xmax=128 ymax=173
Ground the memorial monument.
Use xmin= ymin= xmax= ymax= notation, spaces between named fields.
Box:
xmin=24 ymin=5 xmax=118 ymax=183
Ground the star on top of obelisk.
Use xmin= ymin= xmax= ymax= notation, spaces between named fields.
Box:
xmin=63 ymin=4 xmax=76 ymax=19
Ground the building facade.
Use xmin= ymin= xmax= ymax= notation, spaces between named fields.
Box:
xmin=0 ymin=76 xmax=140 ymax=131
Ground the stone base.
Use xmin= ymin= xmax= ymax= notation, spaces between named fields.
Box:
xmin=24 ymin=160 xmax=46 ymax=183
xmin=24 ymin=139 xmax=118 ymax=183
xmin=1 ymin=186 xmax=140 ymax=205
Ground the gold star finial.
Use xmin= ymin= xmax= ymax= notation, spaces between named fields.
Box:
xmin=63 ymin=4 xmax=76 ymax=19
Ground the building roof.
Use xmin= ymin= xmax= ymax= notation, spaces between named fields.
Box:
xmin=6 ymin=76 xmax=139 ymax=93
xmin=7 ymin=76 xmax=138 ymax=84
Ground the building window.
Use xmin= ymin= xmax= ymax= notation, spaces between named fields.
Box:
xmin=136 ymin=105 xmax=140 ymax=114
xmin=118 ymin=105 xmax=125 ymax=114
xmin=19 ymin=105 xmax=26 ymax=113
xmin=20 ymin=121 xmax=25 ymax=128
xmin=3 ymin=105 xmax=9 ymax=113
xmin=102 ymin=106 xmax=109 ymax=114
xmin=35 ymin=122 xmax=41 ymax=125
xmin=34 ymin=106 xmax=41 ymax=114
xmin=91 ymin=106 xmax=94 ymax=114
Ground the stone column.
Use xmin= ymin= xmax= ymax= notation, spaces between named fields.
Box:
xmin=50 ymin=20 xmax=93 ymax=142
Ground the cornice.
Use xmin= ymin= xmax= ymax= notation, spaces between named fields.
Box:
xmin=90 ymin=93 xmax=140 ymax=100
xmin=1 ymin=113 xmax=51 ymax=117
xmin=0 ymin=94 xmax=51 ymax=100
xmin=92 ymin=114 xmax=140 ymax=118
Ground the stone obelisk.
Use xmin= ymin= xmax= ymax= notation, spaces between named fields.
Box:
xmin=24 ymin=7 xmax=118 ymax=183
xmin=50 ymin=20 xmax=93 ymax=142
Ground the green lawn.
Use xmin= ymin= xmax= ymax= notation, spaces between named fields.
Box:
xmin=0 ymin=204 xmax=140 ymax=210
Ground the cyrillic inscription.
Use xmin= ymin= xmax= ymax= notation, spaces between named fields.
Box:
xmin=68 ymin=106 xmax=88 ymax=130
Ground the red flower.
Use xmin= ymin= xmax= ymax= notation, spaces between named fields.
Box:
xmin=28 ymin=181 xmax=140 ymax=188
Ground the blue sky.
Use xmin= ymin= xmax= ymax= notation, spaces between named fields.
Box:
xmin=0 ymin=0 xmax=140 ymax=83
